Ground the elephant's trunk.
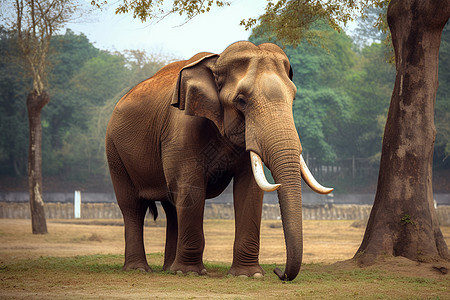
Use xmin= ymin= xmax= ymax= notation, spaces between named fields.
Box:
xmin=248 ymin=115 xmax=303 ymax=281
xmin=268 ymin=144 xmax=303 ymax=281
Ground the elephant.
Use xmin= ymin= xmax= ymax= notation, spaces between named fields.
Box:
xmin=105 ymin=41 xmax=332 ymax=281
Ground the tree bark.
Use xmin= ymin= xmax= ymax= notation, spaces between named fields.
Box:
xmin=27 ymin=90 xmax=49 ymax=234
xmin=355 ymin=0 xmax=449 ymax=265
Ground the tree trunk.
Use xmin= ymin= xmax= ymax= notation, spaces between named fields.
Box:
xmin=27 ymin=90 xmax=50 ymax=234
xmin=355 ymin=0 xmax=449 ymax=266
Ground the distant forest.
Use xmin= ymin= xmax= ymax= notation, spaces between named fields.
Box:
xmin=0 ymin=19 xmax=449 ymax=193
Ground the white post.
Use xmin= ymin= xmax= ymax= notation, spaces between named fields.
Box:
xmin=74 ymin=190 xmax=81 ymax=219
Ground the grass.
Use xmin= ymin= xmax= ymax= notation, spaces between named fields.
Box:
xmin=1 ymin=254 xmax=448 ymax=299
xmin=0 ymin=219 xmax=448 ymax=299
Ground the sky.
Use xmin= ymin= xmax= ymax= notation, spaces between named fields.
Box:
xmin=67 ymin=0 xmax=267 ymax=60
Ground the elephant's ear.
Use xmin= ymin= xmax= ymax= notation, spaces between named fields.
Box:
xmin=171 ymin=53 xmax=224 ymax=134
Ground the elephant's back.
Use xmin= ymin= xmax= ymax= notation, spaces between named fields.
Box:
xmin=105 ymin=60 xmax=187 ymax=196
xmin=107 ymin=58 xmax=190 ymax=136
xmin=114 ymin=60 xmax=184 ymax=112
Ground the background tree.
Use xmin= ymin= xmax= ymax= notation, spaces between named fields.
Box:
xmin=355 ymin=0 xmax=449 ymax=265
xmin=3 ymin=0 xmax=80 ymax=234
xmin=92 ymin=0 xmax=230 ymax=23
xmin=0 ymin=27 xmax=29 ymax=178
xmin=434 ymin=23 xmax=450 ymax=169
xmin=345 ymin=42 xmax=394 ymax=162
xmin=351 ymin=6 xmax=389 ymax=51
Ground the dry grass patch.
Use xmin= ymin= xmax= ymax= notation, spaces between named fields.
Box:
xmin=0 ymin=218 xmax=449 ymax=299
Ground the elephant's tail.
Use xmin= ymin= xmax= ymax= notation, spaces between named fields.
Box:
xmin=149 ymin=201 xmax=158 ymax=221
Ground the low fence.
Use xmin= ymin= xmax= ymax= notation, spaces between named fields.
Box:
xmin=1 ymin=202 xmax=449 ymax=225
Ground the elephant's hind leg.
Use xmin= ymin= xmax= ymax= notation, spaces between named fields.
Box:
xmin=161 ymin=200 xmax=178 ymax=270
xmin=107 ymin=141 xmax=151 ymax=272
xmin=121 ymin=199 xmax=151 ymax=272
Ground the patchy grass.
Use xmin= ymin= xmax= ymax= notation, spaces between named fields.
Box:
xmin=0 ymin=219 xmax=449 ymax=299
xmin=1 ymin=254 xmax=448 ymax=299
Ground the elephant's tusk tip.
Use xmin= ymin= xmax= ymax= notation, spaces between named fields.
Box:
xmin=320 ymin=187 xmax=334 ymax=195
xmin=266 ymin=183 xmax=281 ymax=192
xmin=300 ymin=155 xmax=335 ymax=195
xmin=250 ymin=151 xmax=282 ymax=192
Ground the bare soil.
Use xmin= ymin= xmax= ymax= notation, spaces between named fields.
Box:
xmin=0 ymin=219 xmax=374 ymax=265
xmin=0 ymin=219 xmax=449 ymax=299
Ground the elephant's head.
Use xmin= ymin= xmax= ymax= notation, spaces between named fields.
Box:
xmin=172 ymin=41 xmax=332 ymax=281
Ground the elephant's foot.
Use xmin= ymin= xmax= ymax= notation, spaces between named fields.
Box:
xmin=236 ymin=272 xmax=264 ymax=279
xmin=228 ymin=264 xmax=265 ymax=278
xmin=162 ymin=263 xmax=172 ymax=272
xmin=170 ymin=262 xmax=207 ymax=276
xmin=123 ymin=261 xmax=152 ymax=272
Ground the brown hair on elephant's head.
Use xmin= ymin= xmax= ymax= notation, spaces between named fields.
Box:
xmin=172 ymin=41 xmax=332 ymax=281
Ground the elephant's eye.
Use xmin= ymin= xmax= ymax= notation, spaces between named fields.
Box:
xmin=235 ymin=96 xmax=248 ymax=110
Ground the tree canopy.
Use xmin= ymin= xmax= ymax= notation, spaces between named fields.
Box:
xmin=92 ymin=0 xmax=389 ymax=46
xmin=91 ymin=0 xmax=231 ymax=23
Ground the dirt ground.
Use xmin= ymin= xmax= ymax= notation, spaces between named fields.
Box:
xmin=1 ymin=218 xmax=449 ymax=278
xmin=0 ymin=219 xmax=449 ymax=299
xmin=0 ymin=219 xmax=366 ymax=264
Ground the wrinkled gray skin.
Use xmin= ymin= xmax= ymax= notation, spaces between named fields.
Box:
xmin=106 ymin=41 xmax=303 ymax=281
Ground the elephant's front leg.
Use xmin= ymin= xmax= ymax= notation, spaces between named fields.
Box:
xmin=169 ymin=183 xmax=207 ymax=275
xmin=229 ymin=162 xmax=265 ymax=277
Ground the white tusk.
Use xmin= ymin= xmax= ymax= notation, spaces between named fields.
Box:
xmin=250 ymin=151 xmax=281 ymax=192
xmin=300 ymin=154 xmax=334 ymax=194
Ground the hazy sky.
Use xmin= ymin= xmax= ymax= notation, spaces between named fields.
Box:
xmin=67 ymin=0 xmax=266 ymax=59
